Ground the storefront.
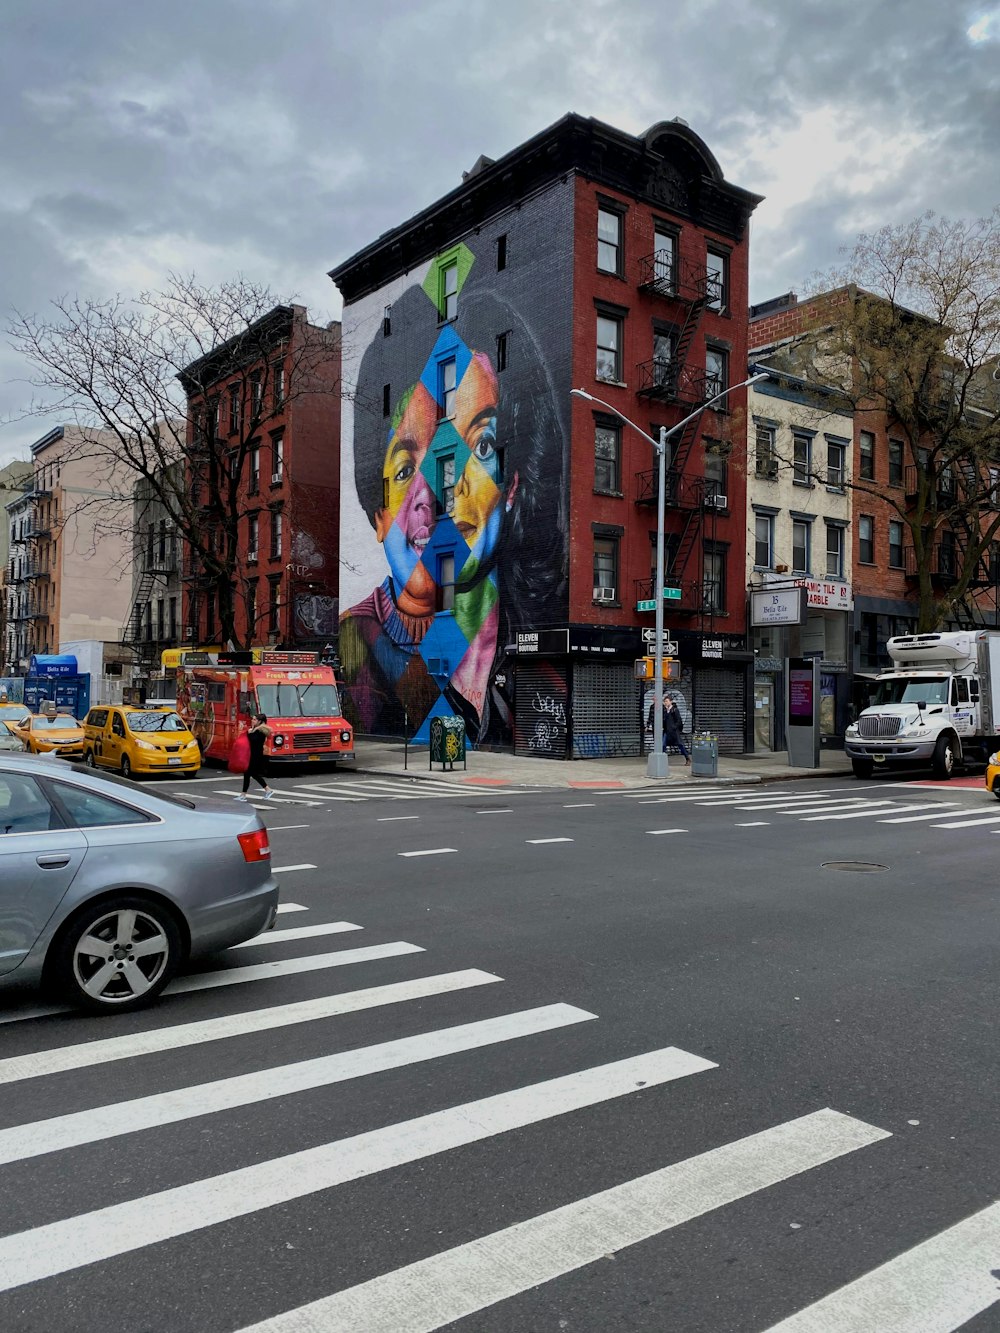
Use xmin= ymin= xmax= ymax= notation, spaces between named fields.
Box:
xmin=512 ymin=625 xmax=644 ymax=760
xmin=659 ymin=631 xmax=754 ymax=754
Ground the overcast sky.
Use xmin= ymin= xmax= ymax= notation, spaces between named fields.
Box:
xmin=2 ymin=0 xmax=998 ymax=464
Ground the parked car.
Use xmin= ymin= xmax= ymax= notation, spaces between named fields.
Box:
xmin=83 ymin=705 xmax=201 ymax=778
xmin=0 ymin=755 xmax=278 ymax=1013
xmin=0 ymin=722 xmax=27 ymax=753
xmin=0 ymin=702 xmax=31 ymax=729
xmin=11 ymin=712 xmax=86 ymax=760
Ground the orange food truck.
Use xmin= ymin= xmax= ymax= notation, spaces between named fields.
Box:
xmin=174 ymin=649 xmax=354 ymax=767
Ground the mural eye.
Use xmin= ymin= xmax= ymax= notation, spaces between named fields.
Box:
xmin=474 ymin=426 xmax=497 ymax=462
xmin=393 ymin=460 xmax=416 ymax=484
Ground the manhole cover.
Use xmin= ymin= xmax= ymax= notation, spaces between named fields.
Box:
xmin=821 ymin=861 xmax=890 ymax=874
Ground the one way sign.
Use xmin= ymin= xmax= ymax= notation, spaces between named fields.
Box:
xmin=642 ymin=629 xmax=678 ymax=654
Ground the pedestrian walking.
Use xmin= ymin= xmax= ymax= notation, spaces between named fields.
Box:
xmin=236 ymin=712 xmax=276 ymax=801
xmin=647 ymin=696 xmax=691 ymax=764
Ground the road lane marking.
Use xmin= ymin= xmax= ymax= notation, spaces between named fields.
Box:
xmin=398 ymin=848 xmax=457 ymax=858
xmin=276 ymin=903 xmax=307 ymax=914
xmin=930 ymin=813 xmax=1000 ymax=828
xmin=231 ymin=922 xmax=362 ymax=949
xmin=878 ymin=808 xmax=964 ymax=823
xmin=234 ymin=1109 xmax=888 ymax=1333
xmin=0 ymin=970 xmax=502 ymax=1086
xmin=377 ymin=815 xmax=420 ymax=822
xmin=526 ymin=837 xmax=574 ymax=844
xmin=0 ymin=1004 xmax=597 ymax=1167
xmin=0 ymin=1046 xmax=716 ymax=1293
xmin=761 ymin=1198 xmax=1000 ymax=1332
xmin=647 ymin=828 xmax=688 ymax=835
xmin=798 ymin=803 xmax=946 ymax=822
xmin=563 ymin=802 xmax=596 ymax=808
xmin=272 ymin=864 xmax=317 ymax=874
xmin=735 ymin=821 xmax=770 ymax=827
xmin=264 ymin=825 xmax=310 ymax=831
xmin=477 ymin=809 xmax=513 ymax=814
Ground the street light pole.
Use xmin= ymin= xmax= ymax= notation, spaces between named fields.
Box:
xmin=571 ymin=372 xmax=768 ymax=779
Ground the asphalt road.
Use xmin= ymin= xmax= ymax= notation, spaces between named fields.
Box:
xmin=1 ymin=767 xmax=998 ymax=1332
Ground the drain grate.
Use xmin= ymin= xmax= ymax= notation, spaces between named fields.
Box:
xmin=821 ymin=861 xmax=890 ymax=874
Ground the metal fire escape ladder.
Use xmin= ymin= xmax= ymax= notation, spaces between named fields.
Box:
xmin=122 ymin=568 xmax=155 ymax=660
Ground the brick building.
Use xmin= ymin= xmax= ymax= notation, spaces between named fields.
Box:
xmin=329 ymin=114 xmax=762 ymax=755
xmin=179 ymin=306 xmax=341 ymax=654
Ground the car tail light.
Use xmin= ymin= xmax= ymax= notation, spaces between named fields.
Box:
xmin=238 ymin=828 xmax=271 ymax=862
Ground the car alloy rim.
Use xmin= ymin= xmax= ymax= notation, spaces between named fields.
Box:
xmin=72 ymin=908 xmax=170 ymax=1003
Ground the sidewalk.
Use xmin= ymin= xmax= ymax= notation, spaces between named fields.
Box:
xmin=350 ymin=738 xmax=854 ymax=789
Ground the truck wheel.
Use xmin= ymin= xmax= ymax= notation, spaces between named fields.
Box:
xmin=851 ymin=758 xmax=874 ymax=779
xmin=932 ymin=735 xmax=955 ymax=780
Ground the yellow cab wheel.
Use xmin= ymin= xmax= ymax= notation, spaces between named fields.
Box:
xmin=993 ymin=775 xmax=1000 ymax=801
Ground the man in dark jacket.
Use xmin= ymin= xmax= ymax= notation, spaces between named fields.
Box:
xmin=648 ymin=697 xmax=691 ymax=763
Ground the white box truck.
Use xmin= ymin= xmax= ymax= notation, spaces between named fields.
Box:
xmin=845 ymin=630 xmax=1000 ymax=779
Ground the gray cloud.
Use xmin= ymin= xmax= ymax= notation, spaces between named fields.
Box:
xmin=2 ymin=0 xmax=999 ymax=463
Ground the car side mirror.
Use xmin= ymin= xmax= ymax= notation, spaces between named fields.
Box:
xmin=916 ymin=700 xmax=926 ymax=711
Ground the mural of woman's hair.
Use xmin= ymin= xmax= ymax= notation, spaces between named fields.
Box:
xmin=344 ymin=268 xmax=568 ymax=745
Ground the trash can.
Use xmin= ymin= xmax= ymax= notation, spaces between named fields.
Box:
xmin=690 ymin=732 xmax=718 ymax=778
xmin=429 ymin=715 xmax=467 ymax=771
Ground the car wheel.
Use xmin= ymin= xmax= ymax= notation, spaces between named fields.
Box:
xmin=992 ymin=776 xmax=1000 ymax=802
xmin=183 ymin=770 xmax=198 ymax=779
xmin=851 ymin=758 xmax=874 ymax=779
xmin=51 ymin=897 xmax=182 ymax=1014
xmin=84 ymin=750 xmax=97 ymax=768
xmin=120 ymin=754 xmax=132 ymax=779
xmin=932 ymin=734 xmax=955 ymax=780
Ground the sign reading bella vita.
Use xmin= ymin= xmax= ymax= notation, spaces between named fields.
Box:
xmin=751 ymin=587 xmax=806 ymax=627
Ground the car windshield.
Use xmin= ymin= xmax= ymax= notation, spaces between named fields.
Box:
xmin=255 ymin=682 xmax=341 ymax=718
xmin=0 ymin=705 xmax=28 ymax=718
xmin=32 ymin=715 xmax=80 ymax=730
xmin=872 ymin=677 xmax=949 ymax=706
xmin=125 ymin=711 xmax=188 ymax=733
xmin=61 ymin=764 xmax=196 ymax=809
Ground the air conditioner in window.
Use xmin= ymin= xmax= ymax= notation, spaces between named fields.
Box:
xmin=704 ymin=493 xmax=728 ymax=510
xmin=755 ymin=461 xmax=779 ymax=479
xmin=593 ymin=586 xmax=616 ymax=603
xmin=271 ymin=472 xmax=282 ymax=485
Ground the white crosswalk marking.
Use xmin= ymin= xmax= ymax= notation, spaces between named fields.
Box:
xmin=235 ymin=1109 xmax=888 ymax=1333
xmin=276 ymin=903 xmax=308 ymax=914
xmin=762 ymin=1198 xmax=1000 ymax=1333
xmin=0 ymin=1004 xmax=596 ymax=1167
xmin=0 ymin=969 xmax=502 ymax=1086
xmin=878 ymin=808 xmax=964 ymax=823
xmin=0 ymin=1046 xmax=715 ymax=1293
xmin=799 ymin=802 xmax=947 ymax=822
xmin=231 ymin=921 xmax=361 ymax=948
xmin=930 ymin=812 xmax=1000 ymax=828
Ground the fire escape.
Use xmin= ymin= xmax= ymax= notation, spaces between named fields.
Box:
xmin=632 ymin=253 xmax=723 ymax=617
xmin=122 ymin=534 xmax=179 ymax=673
xmin=902 ymin=463 xmax=1000 ymax=630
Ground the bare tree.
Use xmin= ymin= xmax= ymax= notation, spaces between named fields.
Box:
xmin=758 ymin=212 xmax=1000 ymax=631
xmin=7 ymin=275 xmax=342 ymax=650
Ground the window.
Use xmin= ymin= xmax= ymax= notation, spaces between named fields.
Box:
xmin=438 ymin=455 xmax=456 ymax=515
xmin=441 ymin=262 xmax=458 ymax=321
xmin=205 ymin=590 xmax=215 ymax=636
xmin=826 ymin=524 xmax=844 ymax=577
xmin=271 ymin=433 xmax=284 ymax=483
xmin=437 ymin=553 xmax=456 ymax=611
xmin=383 ymin=305 xmax=392 ymax=337
xmin=270 ymin=510 xmax=283 ymax=560
xmin=860 ymin=431 xmax=875 ymax=481
xmin=706 ymin=248 xmax=728 ymax=312
xmin=439 ymin=358 xmax=457 ymax=417
xmin=653 ymin=226 xmax=676 ymax=290
xmin=383 ymin=384 xmax=391 ymax=417
xmin=156 ymin=598 xmax=165 ymax=639
xmin=229 ymin=385 xmax=240 ymax=435
xmin=792 ymin=433 xmax=812 ymax=485
xmin=826 ymin=439 xmax=846 ymax=490
xmin=495 ymin=331 xmax=509 ymax=373
xmin=703 ymin=548 xmax=725 ymax=612
xmin=247 ymin=512 xmax=259 ymax=562
xmin=652 ymin=331 xmax=675 ymax=389
xmin=593 ymin=535 xmax=618 ymax=598
xmin=273 ymin=363 xmax=285 ymax=410
xmin=250 ymin=372 xmax=263 ymax=418
xmin=703 ymin=446 xmax=727 ymax=501
xmin=268 ymin=578 xmax=281 ymax=636
xmin=792 ymin=520 xmax=810 ymax=574
xmin=597 ymin=207 xmax=623 ymax=274
xmin=859 ymin=514 xmax=875 ymax=564
xmin=596 ymin=314 xmax=622 ymax=382
xmin=888 ymin=438 xmax=904 ymax=487
xmin=704 ymin=345 xmax=727 ymax=400
xmin=755 ymin=424 xmax=778 ymax=478
xmin=888 ymin=521 xmax=904 ymax=568
xmin=169 ymin=596 xmax=177 ymax=640
xmin=0 ymin=772 xmax=61 ymax=835
xmin=594 ymin=420 xmax=621 ymax=494
xmin=53 ymin=782 xmax=149 ymax=829
xmin=246 ymin=581 xmax=257 ymax=636
xmin=249 ymin=444 xmax=260 ymax=495
xmin=496 ymin=234 xmax=507 ymax=272
xmin=754 ymin=513 xmax=774 ymax=569
xmin=939 ymin=528 xmax=956 ymax=577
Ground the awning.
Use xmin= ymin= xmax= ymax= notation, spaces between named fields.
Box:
xmin=28 ymin=654 xmax=78 ymax=677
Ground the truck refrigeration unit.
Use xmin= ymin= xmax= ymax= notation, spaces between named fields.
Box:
xmin=845 ymin=630 xmax=1000 ymax=779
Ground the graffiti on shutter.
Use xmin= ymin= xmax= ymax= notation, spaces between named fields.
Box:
xmin=572 ymin=663 xmax=642 ymax=758
xmin=515 ymin=661 xmax=569 ymax=758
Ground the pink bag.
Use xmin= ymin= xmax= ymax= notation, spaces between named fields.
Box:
xmin=229 ymin=732 xmax=251 ymax=773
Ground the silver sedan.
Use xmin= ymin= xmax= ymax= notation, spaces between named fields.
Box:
xmin=0 ymin=754 xmax=279 ymax=1014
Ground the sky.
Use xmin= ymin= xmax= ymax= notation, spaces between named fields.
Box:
xmin=1 ymin=0 xmax=999 ymax=464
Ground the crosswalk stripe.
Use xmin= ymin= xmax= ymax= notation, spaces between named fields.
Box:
xmin=728 ymin=798 xmax=867 ymax=811
xmin=276 ymin=903 xmax=308 ymax=914
xmin=798 ymin=800 xmax=930 ymax=821
xmin=621 ymin=789 xmax=782 ymax=803
xmin=0 ymin=969 xmax=502 ymax=1087
xmin=272 ymin=863 xmax=316 ymax=874
xmin=692 ymin=794 xmax=824 ymax=807
xmin=249 ymin=788 xmax=365 ymax=803
xmin=0 ymin=943 xmax=428 ymax=1025
xmin=798 ymin=802 xmax=947 ymax=822
xmin=231 ymin=921 xmax=361 ymax=949
xmin=761 ymin=1198 xmax=1000 ymax=1333
xmin=0 ymin=1004 xmax=597 ymax=1168
xmin=929 ymin=812 xmax=1000 ymax=828
xmin=212 ymin=791 xmax=327 ymax=807
xmin=0 ymin=1046 xmax=716 ymax=1293
xmin=878 ymin=809 xmax=965 ymax=823
xmin=234 ymin=1108 xmax=889 ymax=1333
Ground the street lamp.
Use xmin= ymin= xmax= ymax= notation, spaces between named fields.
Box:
xmin=571 ymin=371 xmax=768 ymax=778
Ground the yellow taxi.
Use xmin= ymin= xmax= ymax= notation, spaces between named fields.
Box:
xmin=987 ymin=750 xmax=1000 ymax=800
xmin=0 ymin=702 xmax=31 ymax=730
xmin=83 ymin=705 xmax=201 ymax=778
xmin=13 ymin=711 xmax=87 ymax=760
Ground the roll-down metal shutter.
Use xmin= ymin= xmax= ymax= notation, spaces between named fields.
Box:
xmin=693 ymin=666 xmax=746 ymax=754
xmin=572 ymin=663 xmax=642 ymax=758
xmin=514 ymin=661 xmax=569 ymax=758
